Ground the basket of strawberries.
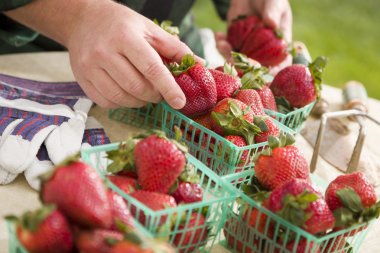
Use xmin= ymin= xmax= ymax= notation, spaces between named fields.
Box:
xmin=5 ymin=155 xmax=176 ymax=253
xmin=80 ymin=130 xmax=237 ymax=253
xmin=219 ymin=133 xmax=380 ymax=253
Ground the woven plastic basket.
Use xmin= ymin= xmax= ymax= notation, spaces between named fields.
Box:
xmin=160 ymin=102 xmax=296 ymax=176
xmin=218 ymin=170 xmax=374 ymax=253
xmin=108 ymin=103 xmax=163 ymax=130
xmin=81 ymin=143 xmax=237 ymax=253
xmin=264 ymin=101 xmax=316 ymax=133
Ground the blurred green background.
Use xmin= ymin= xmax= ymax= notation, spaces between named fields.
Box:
xmin=192 ymin=0 xmax=380 ymax=99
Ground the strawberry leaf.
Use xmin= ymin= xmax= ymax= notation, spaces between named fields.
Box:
xmin=275 ymin=96 xmax=294 ymax=113
xmin=336 ymin=187 xmax=364 ymax=214
xmin=333 ymin=207 xmax=355 ymax=227
xmin=223 ymin=62 xmax=238 ymax=77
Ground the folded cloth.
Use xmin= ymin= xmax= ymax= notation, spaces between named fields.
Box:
xmin=25 ymin=117 xmax=110 ymax=190
xmin=0 ymin=73 xmax=91 ymax=182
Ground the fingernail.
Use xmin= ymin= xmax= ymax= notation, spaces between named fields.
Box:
xmin=171 ymin=97 xmax=186 ymax=109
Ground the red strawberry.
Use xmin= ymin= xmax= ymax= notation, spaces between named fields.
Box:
xmin=170 ymin=54 xmax=217 ymax=116
xmin=266 ymin=178 xmax=335 ymax=235
xmin=129 ymin=190 xmax=177 ymax=226
xmin=107 ymin=175 xmax=137 ymax=195
xmin=286 ymin=239 xmax=320 ymax=253
xmin=41 ymin=159 xmax=112 ymax=229
xmin=211 ymin=98 xmax=262 ymax=144
xmin=254 ymin=133 xmax=310 ymax=190
xmin=254 ymin=117 xmax=280 ymax=143
xmin=76 ymin=229 xmax=123 ymax=253
xmin=191 ymin=113 xmax=213 ymax=130
xmin=7 ymin=205 xmax=73 ymax=253
xmin=108 ymin=190 xmax=135 ymax=229
xmin=171 ymin=181 xmax=203 ymax=204
xmin=224 ymin=218 xmax=253 ymax=253
xmin=234 ymin=89 xmax=265 ymax=116
xmin=270 ymin=57 xmax=327 ymax=108
xmin=109 ymin=241 xmax=150 ymax=253
xmin=134 ymin=133 xmax=186 ymax=194
xmin=225 ymin=135 xmax=248 ymax=167
xmin=209 ymin=63 xmax=241 ymax=101
xmin=325 ymin=172 xmax=380 ymax=230
xmin=322 ymin=235 xmax=347 ymax=253
xmin=227 ymin=15 xmax=261 ymax=51
xmin=172 ymin=213 xmax=208 ymax=253
xmin=256 ymin=86 xmax=278 ymax=111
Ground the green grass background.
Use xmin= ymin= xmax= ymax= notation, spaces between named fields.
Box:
xmin=192 ymin=0 xmax=380 ymax=99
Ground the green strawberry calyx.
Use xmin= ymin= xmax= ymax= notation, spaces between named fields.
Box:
xmin=106 ymin=139 xmax=137 ymax=174
xmin=254 ymin=132 xmax=295 ymax=159
xmin=232 ymin=51 xmax=268 ymax=76
xmin=153 ymin=19 xmax=180 ymax=36
xmin=308 ymin=56 xmax=328 ymax=101
xmin=333 ymin=187 xmax=380 ymax=228
xmin=5 ymin=204 xmax=56 ymax=232
xmin=277 ymin=191 xmax=318 ymax=228
xmin=242 ymin=175 xmax=270 ymax=203
xmin=169 ymin=54 xmax=196 ymax=76
xmin=222 ymin=62 xmax=238 ymax=77
xmin=211 ymin=100 xmax=262 ymax=145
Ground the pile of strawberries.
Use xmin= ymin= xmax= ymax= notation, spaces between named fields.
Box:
xmin=6 ymin=155 xmax=175 ymax=253
xmin=223 ymin=133 xmax=380 ymax=252
xmin=105 ymin=131 xmax=209 ymax=253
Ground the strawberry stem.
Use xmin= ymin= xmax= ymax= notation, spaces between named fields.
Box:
xmin=308 ymin=56 xmax=327 ymax=100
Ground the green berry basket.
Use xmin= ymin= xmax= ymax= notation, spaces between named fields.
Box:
xmin=264 ymin=100 xmax=316 ymax=133
xmin=81 ymin=143 xmax=237 ymax=253
xmin=160 ymin=102 xmax=296 ymax=176
xmin=218 ymin=170 xmax=374 ymax=253
xmin=5 ymin=196 xmax=160 ymax=253
xmin=108 ymin=103 xmax=163 ymax=130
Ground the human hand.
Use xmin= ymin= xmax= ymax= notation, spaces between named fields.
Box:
xmin=67 ymin=1 xmax=194 ymax=108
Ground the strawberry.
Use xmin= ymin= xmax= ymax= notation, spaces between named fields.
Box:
xmin=209 ymin=63 xmax=241 ymax=101
xmin=325 ymin=172 xmax=380 ymax=230
xmin=322 ymin=235 xmax=348 ymax=253
xmin=172 ymin=212 xmax=208 ymax=253
xmin=170 ymin=54 xmax=217 ymax=116
xmin=239 ymin=66 xmax=278 ymax=111
xmin=256 ymin=86 xmax=278 ymax=111
xmin=223 ymin=135 xmax=249 ymax=171
xmin=224 ymin=218 xmax=253 ymax=253
xmin=171 ymin=181 xmax=203 ymax=204
xmin=227 ymin=15 xmax=261 ymax=51
xmin=254 ymin=117 xmax=280 ymax=143
xmin=110 ymin=241 xmax=150 ymax=253
xmin=134 ymin=133 xmax=186 ymax=194
xmin=240 ymin=25 xmax=288 ymax=67
xmin=266 ymin=178 xmax=335 ymax=235
xmin=41 ymin=158 xmax=112 ymax=229
xmin=76 ymin=229 xmax=123 ymax=253
xmin=107 ymin=175 xmax=137 ymax=195
xmin=191 ymin=113 xmax=213 ymax=130
xmin=108 ymin=190 xmax=135 ymax=229
xmin=211 ymin=98 xmax=263 ymax=144
xmin=286 ymin=239 xmax=320 ymax=253
xmin=254 ymin=133 xmax=310 ymax=190
xmin=129 ymin=190 xmax=177 ymax=226
xmin=270 ymin=57 xmax=327 ymax=108
xmin=234 ymin=89 xmax=265 ymax=116
xmin=7 ymin=205 xmax=73 ymax=253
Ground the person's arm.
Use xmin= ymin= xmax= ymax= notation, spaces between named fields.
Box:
xmin=5 ymin=0 xmax=193 ymax=109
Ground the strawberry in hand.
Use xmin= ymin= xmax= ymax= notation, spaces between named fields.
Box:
xmin=6 ymin=205 xmax=73 ymax=253
xmin=325 ymin=172 xmax=380 ymax=231
xmin=169 ymin=54 xmax=217 ymax=116
xmin=254 ymin=133 xmax=310 ymax=190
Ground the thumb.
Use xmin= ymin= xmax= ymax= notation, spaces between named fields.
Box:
xmin=261 ymin=0 xmax=282 ymax=29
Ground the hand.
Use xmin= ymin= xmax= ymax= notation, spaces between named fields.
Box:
xmin=67 ymin=1 xmax=193 ymax=108
xmin=216 ymin=0 xmax=292 ymax=71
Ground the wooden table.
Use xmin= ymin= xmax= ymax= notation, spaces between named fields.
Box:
xmin=0 ymin=52 xmax=379 ymax=253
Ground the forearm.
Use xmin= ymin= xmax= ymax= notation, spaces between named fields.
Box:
xmin=4 ymin=0 xmax=108 ymax=47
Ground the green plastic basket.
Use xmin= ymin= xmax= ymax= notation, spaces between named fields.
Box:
xmin=160 ymin=102 xmax=296 ymax=176
xmin=108 ymin=103 xmax=163 ymax=129
xmin=5 ymin=193 xmax=159 ymax=253
xmin=218 ymin=170 xmax=374 ymax=253
xmin=81 ymin=143 xmax=237 ymax=253
xmin=264 ymin=101 xmax=316 ymax=133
